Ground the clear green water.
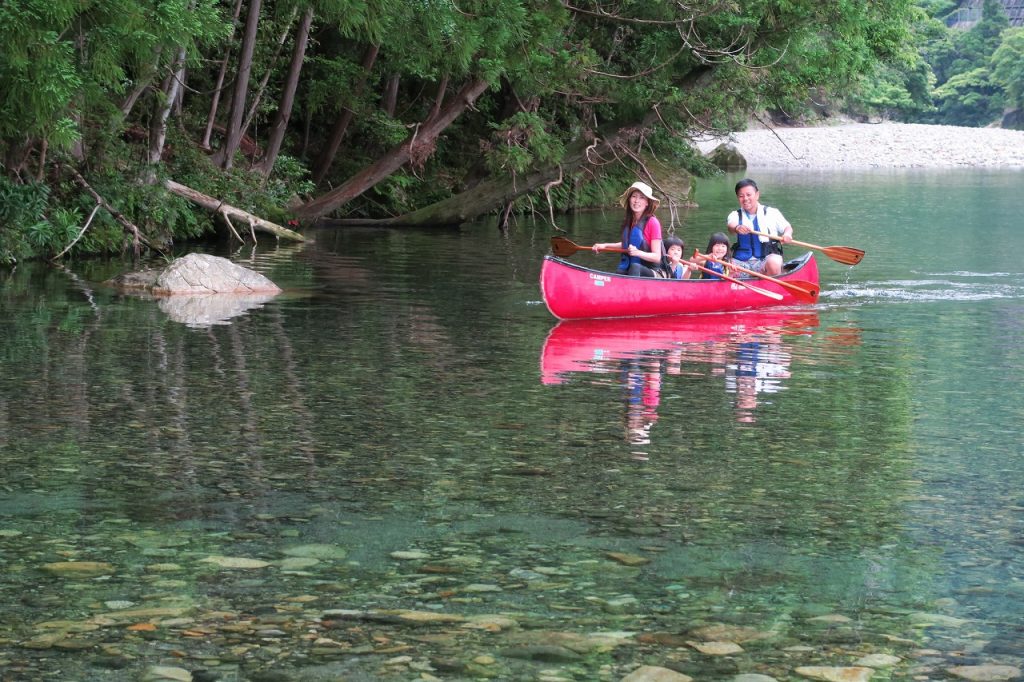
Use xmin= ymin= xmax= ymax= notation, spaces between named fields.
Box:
xmin=1 ymin=169 xmax=1023 ymax=681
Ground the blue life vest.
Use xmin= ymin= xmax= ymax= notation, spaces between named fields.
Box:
xmin=701 ymin=260 xmax=728 ymax=280
xmin=617 ymin=217 xmax=651 ymax=273
xmin=733 ymin=207 xmax=780 ymax=261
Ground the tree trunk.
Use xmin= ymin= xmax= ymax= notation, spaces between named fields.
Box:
xmin=382 ymin=74 xmax=399 ymax=117
xmin=211 ymin=0 xmax=262 ymax=169
xmin=122 ymin=48 xmax=163 ymax=118
xmin=146 ymin=46 xmax=187 ymax=181
xmin=164 ymin=179 xmax=306 ymax=241
xmin=255 ymin=6 xmax=314 ymax=177
xmin=317 ymin=65 xmax=717 ymax=227
xmin=321 ymin=111 xmax=661 ymax=228
xmin=240 ymin=8 xmax=296 ymax=146
xmin=293 ymin=76 xmax=491 ymax=222
xmin=311 ymin=43 xmax=379 ymax=185
xmin=201 ymin=0 xmax=244 ymax=149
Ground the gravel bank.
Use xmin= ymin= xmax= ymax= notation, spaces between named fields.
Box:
xmin=696 ymin=122 xmax=1024 ymax=169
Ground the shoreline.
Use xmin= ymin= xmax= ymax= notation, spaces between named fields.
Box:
xmin=695 ymin=121 xmax=1024 ymax=170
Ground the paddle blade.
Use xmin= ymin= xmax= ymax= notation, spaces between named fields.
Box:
xmin=785 ymin=280 xmax=819 ymax=303
xmin=550 ymin=236 xmax=581 ymax=258
xmin=822 ymin=246 xmax=865 ymax=266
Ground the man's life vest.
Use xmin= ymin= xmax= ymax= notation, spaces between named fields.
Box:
xmin=732 ymin=207 xmax=782 ymax=261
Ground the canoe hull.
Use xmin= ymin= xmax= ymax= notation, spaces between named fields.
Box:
xmin=540 ymin=253 xmax=819 ymax=320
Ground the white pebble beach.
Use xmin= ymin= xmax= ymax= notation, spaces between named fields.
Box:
xmin=696 ymin=121 xmax=1024 ymax=169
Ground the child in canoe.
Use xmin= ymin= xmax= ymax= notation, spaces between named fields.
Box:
xmin=662 ymin=235 xmax=693 ymax=279
xmin=693 ymin=232 xmax=732 ymax=279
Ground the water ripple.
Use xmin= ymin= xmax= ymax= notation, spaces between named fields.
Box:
xmin=824 ymin=275 xmax=1024 ymax=302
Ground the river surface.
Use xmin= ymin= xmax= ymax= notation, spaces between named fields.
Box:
xmin=1 ymin=169 xmax=1022 ymax=681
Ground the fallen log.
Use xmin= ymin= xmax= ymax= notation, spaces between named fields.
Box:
xmin=164 ymin=179 xmax=306 ymax=242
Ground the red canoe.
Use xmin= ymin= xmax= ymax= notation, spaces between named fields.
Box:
xmin=540 ymin=252 xmax=819 ymax=320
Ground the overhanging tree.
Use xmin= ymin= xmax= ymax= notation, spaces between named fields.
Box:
xmin=294 ymin=0 xmax=915 ymax=224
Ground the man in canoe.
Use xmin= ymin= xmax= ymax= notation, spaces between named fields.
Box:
xmin=592 ymin=181 xmax=665 ymax=277
xmin=727 ymin=178 xmax=793 ymax=276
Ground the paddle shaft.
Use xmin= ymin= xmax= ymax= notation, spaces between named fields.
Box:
xmin=553 ymin=236 xmax=781 ymax=300
xmin=550 ymin=236 xmax=626 ymax=256
xmin=753 ymin=231 xmax=864 ymax=266
xmin=696 ymin=250 xmax=818 ymax=301
xmin=686 ymin=261 xmax=783 ymax=301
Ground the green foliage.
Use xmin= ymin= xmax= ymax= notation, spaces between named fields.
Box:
xmin=847 ymin=58 xmax=936 ymax=120
xmin=0 ymin=0 xmax=932 ymax=251
xmin=484 ymin=112 xmax=564 ymax=175
xmin=932 ymin=66 xmax=1004 ymax=125
xmin=907 ymin=0 xmax=1011 ymax=126
xmin=0 ymin=178 xmax=51 ymax=263
xmin=991 ymin=28 xmax=1024 ymax=108
xmin=0 ymin=9 xmax=83 ymax=147
xmin=0 ymin=0 xmax=230 ymax=156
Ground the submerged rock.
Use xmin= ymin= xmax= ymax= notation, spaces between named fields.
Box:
xmin=40 ymin=561 xmax=115 ymax=577
xmin=947 ymin=665 xmax=1021 ymax=681
xmin=621 ymin=665 xmax=694 ymax=681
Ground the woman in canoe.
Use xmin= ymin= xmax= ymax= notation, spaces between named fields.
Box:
xmin=592 ymin=181 xmax=665 ymax=277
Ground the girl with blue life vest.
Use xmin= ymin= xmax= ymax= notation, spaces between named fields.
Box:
xmin=592 ymin=181 xmax=665 ymax=277
xmin=694 ymin=232 xmax=732 ymax=279
xmin=727 ymin=178 xmax=793 ymax=276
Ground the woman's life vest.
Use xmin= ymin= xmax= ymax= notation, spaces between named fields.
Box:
xmin=618 ymin=217 xmax=652 ymax=273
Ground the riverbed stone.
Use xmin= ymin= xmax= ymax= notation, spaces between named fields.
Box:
xmin=199 ymin=555 xmax=270 ymax=569
xmin=947 ymin=665 xmax=1021 ymax=681
xmin=281 ymin=544 xmax=347 ymax=559
xmin=855 ymin=654 xmax=901 ymax=668
xmin=621 ymin=665 xmax=694 ymax=681
xmin=141 ymin=665 xmax=193 ymax=681
xmin=41 ymin=561 xmax=114 ymax=576
xmin=794 ymin=666 xmax=873 ymax=682
xmin=691 ymin=625 xmax=774 ymax=643
xmin=689 ymin=640 xmax=744 ymax=655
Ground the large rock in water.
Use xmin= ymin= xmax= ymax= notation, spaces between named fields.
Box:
xmin=108 ymin=254 xmax=281 ymax=327
xmin=153 ymin=253 xmax=281 ymax=295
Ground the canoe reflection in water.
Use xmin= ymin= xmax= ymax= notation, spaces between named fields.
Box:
xmin=540 ymin=311 xmax=821 ymax=443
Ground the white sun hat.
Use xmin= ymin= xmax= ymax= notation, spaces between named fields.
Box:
xmin=618 ymin=181 xmax=660 ymax=210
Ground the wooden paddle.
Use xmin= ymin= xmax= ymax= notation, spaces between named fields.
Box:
xmin=551 ymin=236 xmax=781 ymax=301
xmin=696 ymin=250 xmax=819 ymax=303
xmin=550 ymin=236 xmax=625 ymax=257
xmin=758 ymin=232 xmax=864 ymax=266
xmin=685 ymin=260 xmax=784 ymax=301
